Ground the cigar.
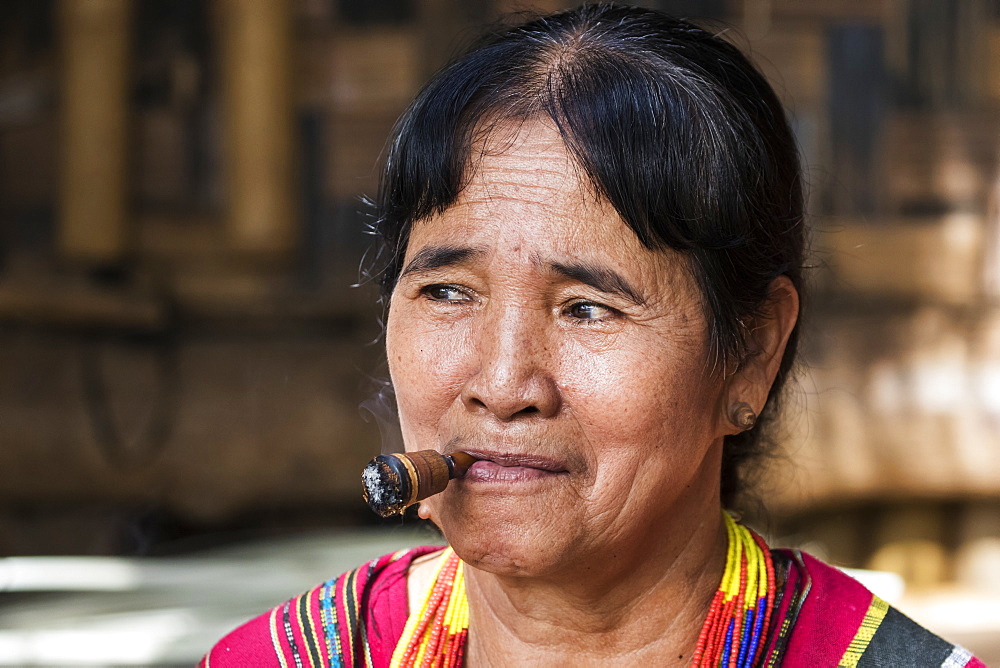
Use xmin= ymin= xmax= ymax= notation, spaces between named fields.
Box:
xmin=361 ymin=450 xmax=477 ymax=518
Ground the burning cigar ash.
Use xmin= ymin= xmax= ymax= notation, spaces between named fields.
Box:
xmin=361 ymin=451 xmax=475 ymax=518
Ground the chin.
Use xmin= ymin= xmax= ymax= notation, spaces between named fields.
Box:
xmin=433 ymin=491 xmax=572 ymax=578
xmin=447 ymin=527 xmax=559 ymax=578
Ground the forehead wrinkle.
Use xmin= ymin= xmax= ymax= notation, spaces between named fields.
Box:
xmin=474 ymin=177 xmax=571 ymax=194
xmin=449 ymin=190 xmax=591 ymax=230
xmin=470 ymin=169 xmax=585 ymax=201
xmin=478 ymin=160 xmax=574 ymax=178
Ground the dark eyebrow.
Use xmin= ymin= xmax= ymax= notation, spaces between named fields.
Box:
xmin=549 ymin=261 xmax=646 ymax=305
xmin=399 ymin=245 xmax=486 ymax=277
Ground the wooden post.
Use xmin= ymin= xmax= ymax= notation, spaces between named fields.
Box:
xmin=57 ymin=0 xmax=132 ymax=264
xmin=217 ymin=0 xmax=297 ymax=262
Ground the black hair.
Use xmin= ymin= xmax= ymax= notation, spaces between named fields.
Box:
xmin=371 ymin=3 xmax=805 ymax=509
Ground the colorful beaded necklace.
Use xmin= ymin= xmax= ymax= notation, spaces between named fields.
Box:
xmin=391 ymin=513 xmax=775 ymax=668
xmin=390 ymin=547 xmax=469 ymax=668
xmin=690 ymin=513 xmax=776 ymax=667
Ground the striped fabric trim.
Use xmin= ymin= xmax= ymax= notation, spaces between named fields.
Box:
xmin=341 ymin=569 xmax=360 ymax=666
xmin=765 ymin=550 xmax=811 ymax=668
xmin=301 ymin=586 xmax=323 ymax=667
xmin=270 ymin=606 xmax=290 ymax=668
xmin=838 ymin=595 xmax=889 ymax=667
xmin=319 ymin=579 xmax=339 ymax=666
xmin=282 ymin=601 xmax=304 ymax=668
xmin=941 ymin=645 xmax=974 ymax=668
xmin=360 ymin=561 xmax=377 ymax=668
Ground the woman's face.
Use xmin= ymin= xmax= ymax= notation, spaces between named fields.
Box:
xmin=386 ymin=120 xmax=731 ymax=579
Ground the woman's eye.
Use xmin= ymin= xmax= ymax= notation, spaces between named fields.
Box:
xmin=421 ymin=284 xmax=469 ymax=302
xmin=566 ymin=301 xmax=615 ymax=321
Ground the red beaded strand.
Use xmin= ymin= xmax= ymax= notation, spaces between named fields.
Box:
xmin=393 ymin=551 xmax=465 ymax=667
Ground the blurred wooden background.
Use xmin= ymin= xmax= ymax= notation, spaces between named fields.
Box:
xmin=0 ymin=0 xmax=998 ymax=600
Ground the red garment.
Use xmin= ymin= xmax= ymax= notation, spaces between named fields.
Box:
xmin=199 ymin=546 xmax=985 ymax=667
xmin=199 ymin=546 xmax=436 ymax=668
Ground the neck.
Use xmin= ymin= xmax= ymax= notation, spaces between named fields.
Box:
xmin=463 ymin=493 xmax=727 ymax=667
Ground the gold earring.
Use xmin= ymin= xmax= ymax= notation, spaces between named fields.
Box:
xmin=730 ymin=402 xmax=756 ymax=431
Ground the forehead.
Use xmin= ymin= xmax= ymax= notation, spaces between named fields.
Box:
xmin=407 ymin=120 xmax=662 ymax=267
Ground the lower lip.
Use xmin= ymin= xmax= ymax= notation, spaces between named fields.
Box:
xmin=462 ymin=460 xmax=564 ymax=483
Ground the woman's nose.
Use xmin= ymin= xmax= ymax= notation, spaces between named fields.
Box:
xmin=460 ymin=308 xmax=561 ymax=421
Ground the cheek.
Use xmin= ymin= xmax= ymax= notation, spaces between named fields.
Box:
xmin=386 ymin=305 xmax=472 ymax=439
xmin=561 ymin=344 xmax=722 ymax=521
xmin=560 ymin=337 xmax=716 ymax=441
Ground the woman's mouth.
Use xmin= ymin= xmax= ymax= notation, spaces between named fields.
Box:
xmin=459 ymin=452 xmax=569 ymax=484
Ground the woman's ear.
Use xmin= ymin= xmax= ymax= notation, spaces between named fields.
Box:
xmin=722 ymin=276 xmax=799 ymax=434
